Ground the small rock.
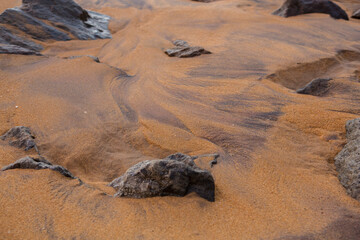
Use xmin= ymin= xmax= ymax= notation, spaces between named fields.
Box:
xmin=273 ymin=0 xmax=349 ymax=20
xmin=1 ymin=156 xmax=75 ymax=179
xmin=0 ymin=126 xmax=37 ymax=151
xmin=66 ymin=55 xmax=100 ymax=63
xmin=296 ymin=78 xmax=332 ymax=96
xmin=165 ymin=40 xmax=211 ymax=58
xmin=109 ymin=153 xmax=215 ymax=201
xmin=335 ymin=118 xmax=360 ymax=201
xmin=352 ymin=9 xmax=360 ymax=19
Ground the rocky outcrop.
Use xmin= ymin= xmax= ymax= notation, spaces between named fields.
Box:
xmin=273 ymin=0 xmax=349 ymax=20
xmin=352 ymin=9 xmax=360 ymax=19
xmin=335 ymin=118 xmax=360 ymax=201
xmin=2 ymin=156 xmax=75 ymax=179
xmin=296 ymin=78 xmax=332 ymax=96
xmin=109 ymin=153 xmax=215 ymax=201
xmin=0 ymin=0 xmax=111 ymax=55
xmin=165 ymin=40 xmax=211 ymax=58
xmin=1 ymin=126 xmax=38 ymax=152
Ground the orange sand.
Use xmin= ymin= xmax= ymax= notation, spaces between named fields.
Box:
xmin=1 ymin=0 xmax=360 ymax=239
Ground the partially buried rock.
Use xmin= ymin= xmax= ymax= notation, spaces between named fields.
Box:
xmin=2 ymin=156 xmax=75 ymax=179
xmin=273 ymin=0 xmax=349 ymax=20
xmin=165 ymin=40 xmax=211 ymax=58
xmin=352 ymin=9 xmax=360 ymax=19
xmin=1 ymin=126 xmax=38 ymax=151
xmin=335 ymin=118 xmax=360 ymax=201
xmin=296 ymin=78 xmax=332 ymax=96
xmin=109 ymin=153 xmax=215 ymax=201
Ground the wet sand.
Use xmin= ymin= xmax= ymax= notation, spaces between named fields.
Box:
xmin=1 ymin=0 xmax=360 ymax=239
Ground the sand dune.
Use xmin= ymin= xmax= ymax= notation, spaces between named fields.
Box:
xmin=1 ymin=0 xmax=360 ymax=239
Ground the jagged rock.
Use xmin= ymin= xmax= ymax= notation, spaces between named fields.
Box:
xmin=0 ymin=0 xmax=111 ymax=55
xmin=296 ymin=78 xmax=332 ymax=96
xmin=165 ymin=40 xmax=211 ymax=58
xmin=1 ymin=126 xmax=38 ymax=151
xmin=352 ymin=9 xmax=360 ymax=19
xmin=335 ymin=118 xmax=360 ymax=201
xmin=1 ymin=156 xmax=75 ymax=179
xmin=109 ymin=153 xmax=215 ymax=201
xmin=273 ymin=0 xmax=349 ymax=20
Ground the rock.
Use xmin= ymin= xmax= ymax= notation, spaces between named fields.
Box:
xmin=273 ymin=0 xmax=349 ymax=20
xmin=352 ymin=9 xmax=360 ymax=19
xmin=0 ymin=43 xmax=41 ymax=55
xmin=1 ymin=156 xmax=75 ymax=179
xmin=296 ymin=78 xmax=332 ymax=96
xmin=65 ymin=55 xmax=100 ymax=63
xmin=1 ymin=126 xmax=38 ymax=151
xmin=335 ymin=118 xmax=360 ymax=201
xmin=165 ymin=40 xmax=211 ymax=58
xmin=109 ymin=153 xmax=215 ymax=201
xmin=0 ymin=0 xmax=111 ymax=55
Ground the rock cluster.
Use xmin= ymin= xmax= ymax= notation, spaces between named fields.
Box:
xmin=165 ymin=40 xmax=211 ymax=58
xmin=273 ymin=0 xmax=349 ymax=20
xmin=2 ymin=156 xmax=75 ymax=179
xmin=110 ymin=153 xmax=215 ymax=201
xmin=296 ymin=78 xmax=332 ymax=96
xmin=0 ymin=0 xmax=111 ymax=55
xmin=335 ymin=118 xmax=360 ymax=201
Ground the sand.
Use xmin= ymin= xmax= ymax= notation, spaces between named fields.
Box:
xmin=1 ymin=0 xmax=360 ymax=239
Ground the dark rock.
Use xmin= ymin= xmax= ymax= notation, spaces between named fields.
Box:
xmin=273 ymin=0 xmax=349 ymax=20
xmin=0 ymin=26 xmax=43 ymax=52
xmin=109 ymin=153 xmax=215 ymax=201
xmin=334 ymin=118 xmax=360 ymax=201
xmin=1 ymin=156 xmax=75 ymax=179
xmin=296 ymin=78 xmax=332 ymax=96
xmin=1 ymin=126 xmax=38 ymax=151
xmin=165 ymin=40 xmax=211 ymax=58
xmin=65 ymin=55 xmax=100 ymax=63
xmin=352 ymin=9 xmax=360 ymax=19
xmin=209 ymin=154 xmax=219 ymax=168
xmin=0 ymin=0 xmax=111 ymax=55
xmin=0 ymin=43 xmax=41 ymax=55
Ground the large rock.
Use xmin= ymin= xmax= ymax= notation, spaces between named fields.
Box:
xmin=352 ymin=9 xmax=360 ymax=19
xmin=0 ymin=0 xmax=111 ymax=55
xmin=109 ymin=153 xmax=215 ymax=201
xmin=273 ymin=0 xmax=349 ymax=20
xmin=296 ymin=78 xmax=332 ymax=96
xmin=165 ymin=40 xmax=211 ymax=58
xmin=1 ymin=156 xmax=75 ymax=179
xmin=1 ymin=126 xmax=38 ymax=151
xmin=335 ymin=118 xmax=360 ymax=201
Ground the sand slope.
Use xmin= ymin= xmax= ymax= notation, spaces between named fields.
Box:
xmin=1 ymin=0 xmax=360 ymax=239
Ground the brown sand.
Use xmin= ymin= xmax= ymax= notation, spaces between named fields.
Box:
xmin=1 ymin=0 xmax=360 ymax=239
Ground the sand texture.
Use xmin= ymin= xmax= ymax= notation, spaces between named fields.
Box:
xmin=1 ymin=0 xmax=360 ymax=239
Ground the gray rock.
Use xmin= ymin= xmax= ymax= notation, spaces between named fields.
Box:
xmin=335 ymin=118 xmax=360 ymax=201
xmin=109 ymin=153 xmax=215 ymax=201
xmin=165 ymin=40 xmax=211 ymax=58
xmin=296 ymin=78 xmax=332 ymax=96
xmin=352 ymin=9 xmax=360 ymax=19
xmin=1 ymin=126 xmax=38 ymax=151
xmin=1 ymin=156 xmax=75 ymax=179
xmin=0 ymin=43 xmax=41 ymax=55
xmin=0 ymin=0 xmax=111 ymax=55
xmin=273 ymin=0 xmax=349 ymax=20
